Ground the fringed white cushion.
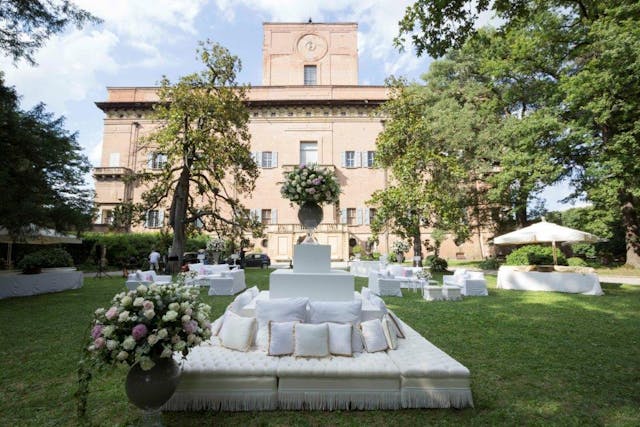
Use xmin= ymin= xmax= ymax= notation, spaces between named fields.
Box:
xmin=210 ymin=313 xmax=225 ymax=337
xmin=230 ymin=290 xmax=255 ymax=314
xmin=268 ymin=320 xmax=298 ymax=356
xmin=360 ymin=319 xmax=388 ymax=353
xmin=255 ymin=297 xmax=309 ymax=351
xmin=218 ymin=311 xmax=256 ymax=352
xmin=327 ymin=322 xmax=352 ymax=356
xmin=294 ymin=323 xmax=329 ymax=357
xmin=386 ymin=311 xmax=405 ymax=338
xmin=381 ymin=316 xmax=398 ymax=350
xmin=308 ymin=300 xmax=364 ymax=353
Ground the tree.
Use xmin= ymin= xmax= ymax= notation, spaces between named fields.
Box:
xmin=398 ymin=0 xmax=640 ymax=266
xmin=138 ymin=41 xmax=262 ymax=270
xmin=0 ymin=0 xmax=100 ymax=65
xmin=0 ymin=74 xmax=94 ymax=238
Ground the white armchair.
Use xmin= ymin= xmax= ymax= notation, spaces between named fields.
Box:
xmin=125 ymin=270 xmax=172 ymax=291
xmin=443 ymin=270 xmax=488 ymax=296
xmin=368 ymin=272 xmax=403 ymax=297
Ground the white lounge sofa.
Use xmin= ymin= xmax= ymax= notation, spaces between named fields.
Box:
xmin=368 ymin=271 xmax=403 ymax=297
xmin=443 ymin=270 xmax=488 ymax=296
xmin=206 ymin=269 xmax=247 ymax=296
xmin=125 ymin=270 xmax=172 ymax=290
xmin=163 ymin=289 xmax=473 ymax=412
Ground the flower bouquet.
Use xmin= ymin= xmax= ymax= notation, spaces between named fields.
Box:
xmin=206 ymin=238 xmax=225 ymax=252
xmin=391 ymin=240 xmax=410 ymax=254
xmin=280 ymin=164 xmax=341 ymax=206
xmin=88 ymin=283 xmax=212 ymax=371
xmin=416 ymin=268 xmax=432 ymax=281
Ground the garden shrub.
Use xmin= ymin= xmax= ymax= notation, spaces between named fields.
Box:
xmin=18 ymin=248 xmax=74 ymax=272
xmin=505 ymin=245 xmax=567 ymax=266
xmin=426 ymin=256 xmax=448 ymax=272
xmin=478 ymin=258 xmax=501 ymax=270
xmin=567 ymin=257 xmax=588 ymax=267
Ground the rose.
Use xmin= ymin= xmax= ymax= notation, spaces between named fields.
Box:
xmin=121 ymin=296 xmax=133 ymax=307
xmin=94 ymin=337 xmax=106 ymax=349
xmin=147 ymin=334 xmax=159 ymax=345
xmin=136 ymin=284 xmax=148 ymax=294
xmin=122 ymin=336 xmax=136 ymax=350
xmin=181 ymin=314 xmax=191 ymax=323
xmin=94 ymin=308 xmax=105 ymax=316
xmin=143 ymin=310 xmax=155 ymax=320
xmin=133 ymin=297 xmax=144 ymax=307
xmin=102 ymin=325 xmax=115 ymax=338
xmin=139 ymin=357 xmax=155 ymax=371
xmin=162 ymin=310 xmax=178 ymax=322
xmin=174 ymin=341 xmax=186 ymax=351
xmin=132 ymin=324 xmax=148 ymax=341
xmin=118 ymin=311 xmax=130 ymax=322
xmin=105 ymin=307 xmax=118 ymax=320
xmin=160 ymin=347 xmax=173 ymax=358
xmin=91 ymin=324 xmax=104 ymax=339
xmin=157 ymin=328 xmax=168 ymax=339
xmin=168 ymin=303 xmax=180 ymax=312
xmin=142 ymin=300 xmax=154 ymax=311
xmin=116 ymin=351 xmax=129 ymax=361
xmin=106 ymin=340 xmax=118 ymax=350
xmin=184 ymin=320 xmax=198 ymax=334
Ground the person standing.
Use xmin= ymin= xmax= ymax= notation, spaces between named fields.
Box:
xmin=149 ymin=249 xmax=161 ymax=272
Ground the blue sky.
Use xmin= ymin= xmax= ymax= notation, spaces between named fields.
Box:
xmin=1 ymin=0 xmax=582 ymax=212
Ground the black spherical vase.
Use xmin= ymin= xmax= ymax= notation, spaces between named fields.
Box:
xmin=297 ymin=201 xmax=323 ymax=243
xmin=125 ymin=357 xmax=180 ymax=426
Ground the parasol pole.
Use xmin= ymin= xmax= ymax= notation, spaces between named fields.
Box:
xmin=552 ymin=240 xmax=558 ymax=265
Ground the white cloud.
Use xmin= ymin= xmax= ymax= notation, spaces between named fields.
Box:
xmin=1 ymin=29 xmax=119 ymax=112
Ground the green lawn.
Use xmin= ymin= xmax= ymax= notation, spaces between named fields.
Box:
xmin=1 ymin=269 xmax=639 ymax=426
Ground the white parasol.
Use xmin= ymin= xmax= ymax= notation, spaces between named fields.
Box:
xmin=493 ymin=218 xmax=602 ymax=264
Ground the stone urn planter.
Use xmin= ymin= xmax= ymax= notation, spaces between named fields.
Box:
xmin=298 ymin=201 xmax=323 ymax=243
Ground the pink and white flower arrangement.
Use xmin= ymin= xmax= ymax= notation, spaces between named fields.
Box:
xmin=280 ymin=164 xmax=341 ymax=205
xmin=88 ymin=283 xmax=212 ymax=370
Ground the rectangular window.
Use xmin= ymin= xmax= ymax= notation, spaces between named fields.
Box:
xmin=147 ymin=210 xmax=161 ymax=228
xmin=366 ymin=151 xmax=375 ymax=168
xmin=148 ymin=153 xmax=167 ymax=169
xmin=304 ymin=65 xmax=317 ymax=85
xmin=369 ymin=208 xmax=377 ymax=225
xmin=103 ymin=209 xmax=113 ymax=224
xmin=347 ymin=208 xmax=357 ymax=225
xmin=261 ymin=151 xmax=273 ymax=168
xmin=261 ymin=209 xmax=272 ymax=225
xmin=300 ymin=141 xmax=318 ymax=165
xmin=345 ymin=151 xmax=356 ymax=168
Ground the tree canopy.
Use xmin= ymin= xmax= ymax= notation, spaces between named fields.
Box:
xmin=0 ymin=75 xmax=94 ymax=238
xmin=0 ymin=0 xmax=100 ymax=65
xmin=397 ymin=0 xmax=640 ymax=266
xmin=138 ymin=41 xmax=261 ymax=269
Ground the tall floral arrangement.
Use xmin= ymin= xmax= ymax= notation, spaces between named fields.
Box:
xmin=281 ymin=164 xmax=341 ymax=205
xmin=88 ymin=284 xmax=212 ymax=371
xmin=391 ymin=240 xmax=410 ymax=254
xmin=206 ymin=238 xmax=225 ymax=252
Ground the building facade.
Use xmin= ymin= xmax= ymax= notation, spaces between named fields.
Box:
xmin=94 ymin=22 xmax=491 ymax=261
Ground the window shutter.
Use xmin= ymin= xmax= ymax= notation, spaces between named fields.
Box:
xmin=96 ymin=210 xmax=103 ymax=224
xmin=256 ymin=152 xmax=263 ymax=168
xmin=158 ymin=210 xmax=165 ymax=227
xmin=340 ymin=151 xmax=346 ymax=167
xmin=340 ymin=208 xmax=347 ymax=224
xmin=361 ymin=151 xmax=368 ymax=168
xmin=356 ymin=207 xmax=363 ymax=225
xmin=272 ymin=151 xmax=278 ymax=168
xmin=271 ymin=209 xmax=278 ymax=224
xmin=364 ymin=208 xmax=371 ymax=225
xmin=144 ymin=211 xmax=150 ymax=228
xmin=355 ymin=152 xmax=362 ymax=168
xmin=147 ymin=153 xmax=154 ymax=169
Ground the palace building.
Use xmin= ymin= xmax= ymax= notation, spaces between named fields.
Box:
xmin=93 ymin=22 xmax=491 ymax=261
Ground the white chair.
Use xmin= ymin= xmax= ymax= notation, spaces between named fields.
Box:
xmin=207 ymin=269 xmax=246 ymax=295
xmin=125 ymin=270 xmax=172 ymax=291
xmin=368 ymin=272 xmax=403 ymax=297
xmin=443 ymin=269 xmax=488 ymax=296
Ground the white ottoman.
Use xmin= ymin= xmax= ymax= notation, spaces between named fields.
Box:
xmin=443 ymin=286 xmax=462 ymax=301
xmin=423 ymin=286 xmax=444 ymax=301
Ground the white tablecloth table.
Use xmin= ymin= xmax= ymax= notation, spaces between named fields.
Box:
xmin=0 ymin=268 xmax=83 ymax=299
xmin=496 ymin=266 xmax=603 ymax=296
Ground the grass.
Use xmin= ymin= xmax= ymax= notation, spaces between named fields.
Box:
xmin=1 ymin=269 xmax=639 ymax=426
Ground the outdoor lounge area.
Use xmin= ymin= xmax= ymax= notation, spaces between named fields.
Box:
xmin=1 ymin=267 xmax=638 ymax=425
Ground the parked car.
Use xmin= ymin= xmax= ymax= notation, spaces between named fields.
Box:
xmin=227 ymin=253 xmax=270 ymax=268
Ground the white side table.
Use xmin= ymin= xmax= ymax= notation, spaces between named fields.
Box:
xmin=443 ymin=285 xmax=462 ymax=301
xmin=423 ymin=285 xmax=444 ymax=301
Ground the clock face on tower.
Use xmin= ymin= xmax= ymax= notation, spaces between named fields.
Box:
xmin=297 ymin=34 xmax=328 ymax=61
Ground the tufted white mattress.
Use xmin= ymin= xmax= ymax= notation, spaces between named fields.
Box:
xmin=164 ymin=312 xmax=473 ymax=411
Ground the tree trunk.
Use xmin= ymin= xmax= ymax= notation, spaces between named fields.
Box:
xmin=412 ymin=232 xmax=422 ymax=266
xmin=620 ymin=192 xmax=640 ymax=268
xmin=169 ymin=167 xmax=190 ymax=274
xmin=515 ymin=204 xmax=528 ymax=228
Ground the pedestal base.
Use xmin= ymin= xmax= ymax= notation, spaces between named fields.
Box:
xmin=270 ymin=269 xmax=354 ymax=301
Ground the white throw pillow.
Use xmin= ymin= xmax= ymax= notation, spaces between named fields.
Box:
xmin=268 ymin=321 xmax=298 ymax=356
xmin=218 ymin=311 xmax=256 ymax=352
xmin=381 ymin=316 xmax=398 ymax=350
xmin=308 ymin=300 xmax=363 ymax=353
xmin=294 ymin=323 xmax=329 ymax=357
xmin=255 ymin=298 xmax=309 ymax=350
xmin=210 ymin=313 xmax=225 ymax=336
xmin=327 ymin=322 xmax=353 ymax=356
xmin=360 ymin=319 xmax=388 ymax=353
xmin=386 ymin=311 xmax=405 ymax=339
xmin=369 ymin=294 xmax=388 ymax=314
xmin=229 ymin=289 xmax=255 ymax=313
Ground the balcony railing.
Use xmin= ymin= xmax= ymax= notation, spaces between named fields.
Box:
xmin=93 ymin=167 xmax=133 ymax=179
xmin=266 ymin=223 xmax=347 ymax=234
